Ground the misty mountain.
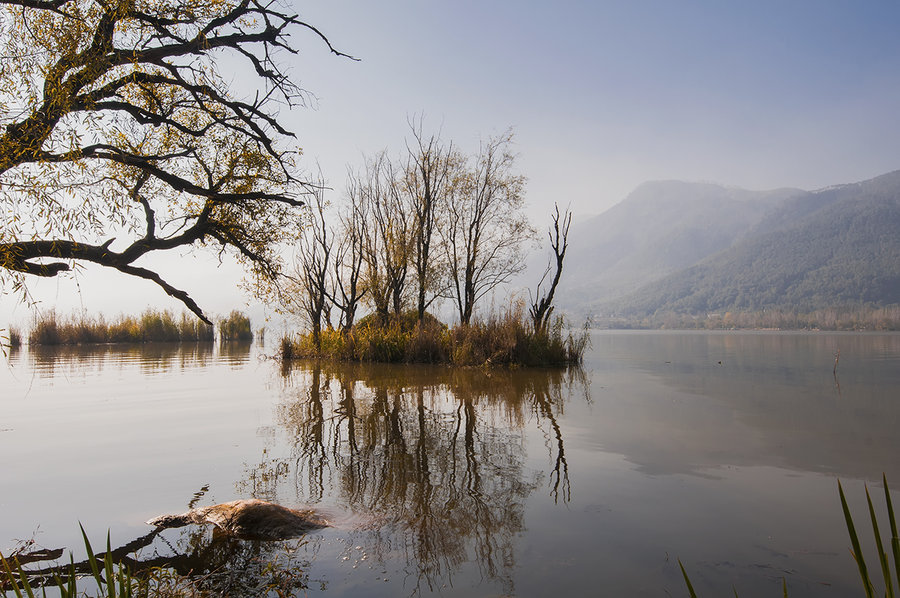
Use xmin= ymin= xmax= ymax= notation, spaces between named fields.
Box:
xmin=556 ymin=180 xmax=804 ymax=314
xmin=556 ymin=170 xmax=900 ymax=318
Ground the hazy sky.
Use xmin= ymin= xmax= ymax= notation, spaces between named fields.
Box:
xmin=4 ymin=1 xmax=900 ymax=327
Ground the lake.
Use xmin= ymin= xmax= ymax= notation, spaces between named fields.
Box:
xmin=2 ymin=331 xmax=899 ymax=596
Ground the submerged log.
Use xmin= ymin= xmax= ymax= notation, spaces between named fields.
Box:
xmin=147 ymin=499 xmax=329 ymax=540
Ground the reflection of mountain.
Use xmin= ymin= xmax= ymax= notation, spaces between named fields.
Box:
xmin=586 ymin=332 xmax=900 ymax=481
xmin=252 ymin=362 xmax=585 ymax=594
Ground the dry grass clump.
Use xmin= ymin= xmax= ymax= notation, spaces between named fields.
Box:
xmin=6 ymin=326 xmax=22 ymax=349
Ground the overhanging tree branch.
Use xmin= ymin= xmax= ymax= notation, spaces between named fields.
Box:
xmin=0 ymin=0 xmax=349 ymax=318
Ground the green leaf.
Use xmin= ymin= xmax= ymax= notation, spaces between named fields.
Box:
xmin=52 ymin=552 xmax=78 ymax=598
xmin=884 ymin=474 xmax=900 ymax=597
xmin=866 ymin=484 xmax=893 ymax=597
xmin=105 ymin=531 xmax=117 ymax=598
xmin=840 ymin=479 xmax=876 ymax=598
xmin=678 ymin=559 xmax=699 ymax=598
xmin=79 ymin=523 xmax=103 ymax=585
xmin=1 ymin=551 xmax=26 ymax=598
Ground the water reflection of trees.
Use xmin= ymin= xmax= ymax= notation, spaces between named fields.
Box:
xmin=22 ymin=342 xmax=245 ymax=376
xmin=267 ymin=361 xmax=588 ymax=593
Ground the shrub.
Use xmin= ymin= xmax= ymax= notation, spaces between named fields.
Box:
xmin=279 ymin=333 xmax=295 ymax=360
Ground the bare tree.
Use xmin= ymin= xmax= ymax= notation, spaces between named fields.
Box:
xmin=330 ymin=176 xmax=368 ymax=331
xmin=530 ymin=204 xmax=572 ymax=332
xmin=353 ymin=156 xmax=390 ymax=318
xmin=0 ymin=0 xmax=352 ymax=323
xmin=354 ymin=152 xmax=412 ymax=319
xmin=405 ymin=119 xmax=458 ymax=321
xmin=441 ymin=130 xmax=535 ymax=325
xmin=291 ymin=186 xmax=333 ymax=349
xmin=380 ymin=158 xmax=413 ymax=315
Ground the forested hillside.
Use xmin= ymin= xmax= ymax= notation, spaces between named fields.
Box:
xmin=556 ymin=170 xmax=900 ymax=319
xmin=559 ymin=181 xmax=802 ymax=310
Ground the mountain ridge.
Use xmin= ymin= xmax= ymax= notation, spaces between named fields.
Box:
xmin=556 ymin=169 xmax=900 ymax=318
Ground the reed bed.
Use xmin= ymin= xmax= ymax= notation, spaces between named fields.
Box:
xmin=4 ymin=326 xmax=22 ymax=349
xmin=218 ymin=310 xmax=253 ymax=342
xmin=26 ymin=310 xmax=214 ymax=345
xmin=280 ymin=306 xmax=588 ymax=367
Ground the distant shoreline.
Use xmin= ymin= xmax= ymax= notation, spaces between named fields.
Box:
xmin=588 ymin=306 xmax=900 ymax=332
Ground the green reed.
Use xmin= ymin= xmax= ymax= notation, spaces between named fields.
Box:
xmin=680 ymin=475 xmax=899 ymax=597
xmin=1 ymin=526 xmax=199 ymax=598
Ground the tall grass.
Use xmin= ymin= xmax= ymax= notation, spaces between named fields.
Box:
xmin=27 ymin=310 xmax=214 ymax=345
xmin=2 ymin=326 xmax=22 ymax=355
xmin=0 ymin=526 xmax=196 ymax=597
xmin=680 ymin=475 xmax=900 ymax=597
xmin=218 ymin=310 xmax=253 ymax=342
xmin=280 ymin=305 xmax=588 ymax=367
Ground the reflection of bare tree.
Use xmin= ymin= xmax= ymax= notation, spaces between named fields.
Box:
xmin=532 ymin=370 xmax=571 ymax=503
xmin=279 ymin=365 xmax=330 ymax=502
xmin=267 ymin=361 xmax=588 ymax=594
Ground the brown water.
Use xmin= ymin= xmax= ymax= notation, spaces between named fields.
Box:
xmin=1 ymin=331 xmax=899 ymax=596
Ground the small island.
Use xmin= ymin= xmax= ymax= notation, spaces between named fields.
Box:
xmin=278 ymin=307 xmax=588 ymax=367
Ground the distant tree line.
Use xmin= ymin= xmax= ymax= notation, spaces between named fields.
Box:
xmin=615 ymin=187 xmax=900 ymax=318
xmin=594 ymin=305 xmax=900 ymax=331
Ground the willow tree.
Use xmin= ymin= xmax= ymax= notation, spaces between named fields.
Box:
xmin=0 ymin=0 xmax=349 ymax=323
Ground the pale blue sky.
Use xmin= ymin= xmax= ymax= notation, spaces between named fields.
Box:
xmin=290 ymin=0 xmax=900 ymax=215
xmin=4 ymin=1 xmax=900 ymax=326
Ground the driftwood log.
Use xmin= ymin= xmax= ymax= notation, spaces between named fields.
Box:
xmin=147 ymin=499 xmax=329 ymax=540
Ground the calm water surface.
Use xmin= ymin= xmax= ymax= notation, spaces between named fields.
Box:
xmin=2 ymin=331 xmax=899 ymax=596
